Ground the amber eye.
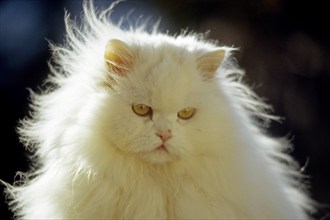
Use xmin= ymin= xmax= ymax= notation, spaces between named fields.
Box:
xmin=177 ymin=108 xmax=196 ymax=120
xmin=132 ymin=104 xmax=152 ymax=117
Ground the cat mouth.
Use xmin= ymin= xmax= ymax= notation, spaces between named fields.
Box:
xmin=155 ymin=144 xmax=168 ymax=152
xmin=142 ymin=144 xmax=178 ymax=164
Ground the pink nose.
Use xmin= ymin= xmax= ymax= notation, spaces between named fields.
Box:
xmin=156 ymin=129 xmax=172 ymax=142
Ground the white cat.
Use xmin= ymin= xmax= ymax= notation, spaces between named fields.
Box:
xmin=4 ymin=1 xmax=314 ymax=219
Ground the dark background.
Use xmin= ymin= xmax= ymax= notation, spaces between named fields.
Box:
xmin=1 ymin=0 xmax=329 ymax=219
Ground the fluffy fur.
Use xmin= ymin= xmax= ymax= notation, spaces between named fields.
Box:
xmin=4 ymin=1 xmax=314 ymax=219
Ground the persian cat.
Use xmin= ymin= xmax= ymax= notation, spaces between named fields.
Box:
xmin=4 ymin=1 xmax=314 ymax=219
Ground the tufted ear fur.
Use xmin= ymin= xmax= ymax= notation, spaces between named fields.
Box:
xmin=197 ymin=49 xmax=226 ymax=80
xmin=104 ymin=39 xmax=135 ymax=76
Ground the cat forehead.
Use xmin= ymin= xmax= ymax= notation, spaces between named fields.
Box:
xmin=108 ymin=37 xmax=220 ymax=109
xmin=124 ymin=46 xmax=203 ymax=109
xmin=137 ymin=42 xmax=198 ymax=64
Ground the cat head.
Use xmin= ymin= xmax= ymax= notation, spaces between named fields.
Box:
xmin=99 ymin=38 xmax=231 ymax=164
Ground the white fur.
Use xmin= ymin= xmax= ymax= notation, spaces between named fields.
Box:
xmin=4 ymin=1 xmax=314 ymax=219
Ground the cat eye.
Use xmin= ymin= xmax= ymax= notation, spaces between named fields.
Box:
xmin=132 ymin=104 xmax=152 ymax=117
xmin=177 ymin=108 xmax=196 ymax=120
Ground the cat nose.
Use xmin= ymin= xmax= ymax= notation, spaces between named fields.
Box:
xmin=156 ymin=129 xmax=172 ymax=142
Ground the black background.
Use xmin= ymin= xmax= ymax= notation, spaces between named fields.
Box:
xmin=1 ymin=0 xmax=329 ymax=219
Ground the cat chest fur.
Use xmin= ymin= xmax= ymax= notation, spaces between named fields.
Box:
xmin=67 ymin=159 xmax=243 ymax=219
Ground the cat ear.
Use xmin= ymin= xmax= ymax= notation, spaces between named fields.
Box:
xmin=104 ymin=39 xmax=135 ymax=76
xmin=197 ymin=49 xmax=226 ymax=80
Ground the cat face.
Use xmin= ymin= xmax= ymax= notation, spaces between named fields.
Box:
xmin=102 ymin=39 xmax=227 ymax=164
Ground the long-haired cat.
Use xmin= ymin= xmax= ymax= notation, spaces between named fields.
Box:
xmin=3 ymin=1 xmax=314 ymax=219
